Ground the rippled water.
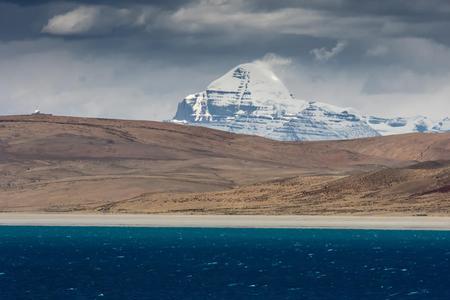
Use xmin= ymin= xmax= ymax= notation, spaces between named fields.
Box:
xmin=0 ymin=226 xmax=450 ymax=299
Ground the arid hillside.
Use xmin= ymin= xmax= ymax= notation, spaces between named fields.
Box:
xmin=0 ymin=114 xmax=449 ymax=214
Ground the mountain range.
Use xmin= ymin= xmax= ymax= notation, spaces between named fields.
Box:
xmin=172 ymin=62 xmax=449 ymax=141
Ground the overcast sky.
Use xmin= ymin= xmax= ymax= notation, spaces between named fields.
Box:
xmin=1 ymin=0 xmax=449 ymax=120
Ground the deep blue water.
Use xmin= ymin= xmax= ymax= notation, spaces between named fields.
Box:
xmin=0 ymin=227 xmax=450 ymax=299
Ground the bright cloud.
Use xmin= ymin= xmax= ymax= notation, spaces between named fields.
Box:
xmin=42 ymin=6 xmax=100 ymax=35
xmin=310 ymin=41 xmax=347 ymax=62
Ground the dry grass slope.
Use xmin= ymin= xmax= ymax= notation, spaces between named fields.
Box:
xmin=0 ymin=114 xmax=449 ymax=215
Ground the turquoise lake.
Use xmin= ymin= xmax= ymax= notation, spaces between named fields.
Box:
xmin=0 ymin=226 xmax=449 ymax=299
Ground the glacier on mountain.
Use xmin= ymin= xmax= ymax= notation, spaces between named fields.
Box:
xmin=364 ymin=116 xmax=450 ymax=136
xmin=364 ymin=116 xmax=433 ymax=135
xmin=172 ymin=62 xmax=379 ymax=141
xmin=171 ymin=61 xmax=449 ymax=141
xmin=432 ymin=117 xmax=450 ymax=132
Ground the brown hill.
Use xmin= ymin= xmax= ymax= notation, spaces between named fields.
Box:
xmin=0 ymin=114 xmax=449 ymax=214
xmin=124 ymin=161 xmax=448 ymax=216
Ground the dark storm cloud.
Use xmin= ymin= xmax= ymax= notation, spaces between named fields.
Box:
xmin=0 ymin=0 xmax=449 ymax=120
xmin=2 ymin=0 xmax=450 ymax=51
xmin=2 ymin=0 xmax=193 ymax=8
xmin=244 ymin=0 xmax=450 ymax=19
xmin=1 ymin=0 xmax=449 ymax=41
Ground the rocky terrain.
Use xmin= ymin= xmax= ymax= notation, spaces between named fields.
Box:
xmin=0 ymin=114 xmax=449 ymax=215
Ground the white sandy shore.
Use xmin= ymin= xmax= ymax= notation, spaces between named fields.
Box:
xmin=1 ymin=213 xmax=450 ymax=230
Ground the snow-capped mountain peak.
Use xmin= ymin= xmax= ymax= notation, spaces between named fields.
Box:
xmin=172 ymin=62 xmax=379 ymax=141
xmin=207 ymin=62 xmax=302 ymax=108
xmin=171 ymin=61 xmax=449 ymax=140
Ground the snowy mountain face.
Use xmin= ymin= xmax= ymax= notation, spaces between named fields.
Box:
xmin=171 ymin=62 xmax=448 ymax=141
xmin=364 ymin=116 xmax=433 ymax=135
xmin=364 ymin=116 xmax=450 ymax=135
xmin=433 ymin=118 xmax=450 ymax=132
xmin=172 ymin=62 xmax=379 ymax=141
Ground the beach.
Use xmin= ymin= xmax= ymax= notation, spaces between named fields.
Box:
xmin=1 ymin=213 xmax=450 ymax=230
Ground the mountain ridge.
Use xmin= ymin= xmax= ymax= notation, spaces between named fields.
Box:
xmin=172 ymin=62 xmax=449 ymax=141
